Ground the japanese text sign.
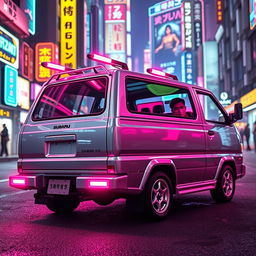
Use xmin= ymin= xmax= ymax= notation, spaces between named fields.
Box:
xmin=35 ymin=42 xmax=58 ymax=82
xmin=60 ymin=0 xmax=77 ymax=69
xmin=0 ymin=0 xmax=29 ymax=36
xmin=4 ymin=65 xmax=17 ymax=107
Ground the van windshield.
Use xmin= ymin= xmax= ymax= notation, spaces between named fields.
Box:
xmin=32 ymin=77 xmax=107 ymax=121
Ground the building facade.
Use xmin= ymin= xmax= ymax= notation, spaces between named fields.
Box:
xmin=216 ymin=0 xmax=256 ymax=147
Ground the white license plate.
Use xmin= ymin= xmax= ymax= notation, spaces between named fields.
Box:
xmin=47 ymin=179 xmax=70 ymax=195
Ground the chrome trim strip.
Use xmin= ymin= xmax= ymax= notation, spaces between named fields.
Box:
xmin=176 ymin=180 xmax=216 ymax=195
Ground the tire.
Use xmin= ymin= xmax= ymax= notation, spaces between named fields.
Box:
xmin=144 ymin=171 xmax=173 ymax=219
xmin=211 ymin=165 xmax=235 ymax=203
xmin=46 ymin=197 xmax=80 ymax=214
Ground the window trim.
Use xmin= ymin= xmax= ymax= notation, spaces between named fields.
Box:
xmin=31 ymin=76 xmax=109 ymax=122
xmin=196 ymin=91 xmax=229 ymax=125
xmin=125 ymin=76 xmax=197 ymax=120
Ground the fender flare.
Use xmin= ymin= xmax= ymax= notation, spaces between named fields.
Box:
xmin=139 ymin=159 xmax=177 ymax=190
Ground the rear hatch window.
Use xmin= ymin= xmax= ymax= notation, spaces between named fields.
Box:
xmin=32 ymin=77 xmax=108 ymax=121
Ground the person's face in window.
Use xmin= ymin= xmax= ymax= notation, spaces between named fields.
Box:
xmin=172 ymin=102 xmax=187 ymax=117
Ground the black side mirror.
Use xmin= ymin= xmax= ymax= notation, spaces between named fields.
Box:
xmin=228 ymin=103 xmax=243 ymax=123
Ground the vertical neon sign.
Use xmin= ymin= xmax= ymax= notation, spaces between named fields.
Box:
xmin=4 ymin=65 xmax=18 ymax=107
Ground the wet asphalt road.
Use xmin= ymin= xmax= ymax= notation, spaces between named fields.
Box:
xmin=0 ymin=152 xmax=255 ymax=256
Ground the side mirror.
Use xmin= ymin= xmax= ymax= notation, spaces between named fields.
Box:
xmin=228 ymin=103 xmax=243 ymax=123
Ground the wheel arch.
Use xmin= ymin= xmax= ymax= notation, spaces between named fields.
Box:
xmin=215 ymin=157 xmax=237 ymax=180
xmin=139 ymin=159 xmax=177 ymax=193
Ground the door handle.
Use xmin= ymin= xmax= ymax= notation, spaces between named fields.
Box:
xmin=208 ymin=130 xmax=215 ymax=136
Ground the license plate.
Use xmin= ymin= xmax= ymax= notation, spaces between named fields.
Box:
xmin=47 ymin=179 xmax=70 ymax=195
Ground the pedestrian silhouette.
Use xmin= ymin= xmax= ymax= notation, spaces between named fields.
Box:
xmin=0 ymin=124 xmax=9 ymax=156
xmin=244 ymin=123 xmax=251 ymax=151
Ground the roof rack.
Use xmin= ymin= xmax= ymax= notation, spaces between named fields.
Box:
xmin=42 ymin=64 xmax=110 ymax=86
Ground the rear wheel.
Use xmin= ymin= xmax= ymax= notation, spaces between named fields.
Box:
xmin=211 ymin=165 xmax=235 ymax=202
xmin=144 ymin=171 xmax=173 ymax=219
xmin=46 ymin=197 xmax=80 ymax=214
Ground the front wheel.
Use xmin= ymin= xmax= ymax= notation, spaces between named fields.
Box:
xmin=145 ymin=171 xmax=173 ymax=219
xmin=46 ymin=197 xmax=80 ymax=214
xmin=211 ymin=165 xmax=235 ymax=203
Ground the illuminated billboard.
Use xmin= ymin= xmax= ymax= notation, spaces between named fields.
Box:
xmin=17 ymin=76 xmax=30 ymax=110
xmin=181 ymin=51 xmax=195 ymax=84
xmin=60 ymin=0 xmax=77 ymax=68
xmin=35 ymin=42 xmax=58 ymax=82
xmin=4 ymin=65 xmax=17 ymax=107
xmin=0 ymin=0 xmax=29 ymax=36
xmin=0 ymin=26 xmax=19 ymax=69
xmin=182 ymin=1 xmax=193 ymax=50
xmin=104 ymin=3 xmax=127 ymax=62
xmin=150 ymin=3 xmax=182 ymax=79
xmin=249 ymin=0 xmax=256 ymax=30
xmin=21 ymin=0 xmax=36 ymax=35
xmin=193 ymin=0 xmax=203 ymax=49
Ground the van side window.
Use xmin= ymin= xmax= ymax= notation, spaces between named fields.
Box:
xmin=126 ymin=78 xmax=196 ymax=119
xmin=197 ymin=92 xmax=227 ymax=123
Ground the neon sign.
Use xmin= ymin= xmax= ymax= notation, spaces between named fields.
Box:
xmin=4 ymin=65 xmax=17 ymax=107
xmin=35 ymin=42 xmax=58 ymax=82
xmin=60 ymin=0 xmax=77 ymax=68
xmin=0 ymin=26 xmax=19 ymax=69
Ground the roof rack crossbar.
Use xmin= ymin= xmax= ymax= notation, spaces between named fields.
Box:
xmin=44 ymin=65 xmax=109 ymax=86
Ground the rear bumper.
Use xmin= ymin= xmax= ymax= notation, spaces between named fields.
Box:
xmin=237 ymin=164 xmax=246 ymax=179
xmin=9 ymin=174 xmax=128 ymax=191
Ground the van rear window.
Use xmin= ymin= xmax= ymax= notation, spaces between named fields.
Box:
xmin=32 ymin=78 xmax=107 ymax=121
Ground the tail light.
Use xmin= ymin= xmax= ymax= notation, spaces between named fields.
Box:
xmin=9 ymin=177 xmax=27 ymax=188
xmin=89 ymin=180 xmax=109 ymax=188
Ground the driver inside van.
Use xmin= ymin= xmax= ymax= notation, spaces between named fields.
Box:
xmin=169 ymin=98 xmax=191 ymax=118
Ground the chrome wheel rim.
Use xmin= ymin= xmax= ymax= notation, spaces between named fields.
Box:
xmin=222 ymin=169 xmax=234 ymax=197
xmin=151 ymin=178 xmax=170 ymax=215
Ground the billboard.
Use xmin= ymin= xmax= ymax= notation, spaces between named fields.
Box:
xmin=0 ymin=26 xmax=19 ymax=69
xmin=249 ymin=0 xmax=256 ymax=30
xmin=4 ymin=65 xmax=17 ymax=107
xmin=17 ymin=76 xmax=30 ymax=110
xmin=60 ymin=0 xmax=77 ymax=68
xmin=21 ymin=0 xmax=36 ymax=35
xmin=0 ymin=0 xmax=29 ymax=36
xmin=35 ymin=42 xmax=58 ymax=82
xmin=21 ymin=42 xmax=33 ymax=81
xmin=150 ymin=5 xmax=182 ymax=79
xmin=104 ymin=3 xmax=127 ymax=62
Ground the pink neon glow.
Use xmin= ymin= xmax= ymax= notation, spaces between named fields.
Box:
xmin=90 ymin=54 xmax=112 ymax=64
xmin=11 ymin=178 xmax=26 ymax=185
xmin=150 ymin=68 xmax=166 ymax=77
xmin=45 ymin=63 xmax=66 ymax=71
xmin=89 ymin=181 xmax=109 ymax=188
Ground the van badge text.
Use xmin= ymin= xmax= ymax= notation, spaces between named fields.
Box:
xmin=53 ymin=125 xmax=70 ymax=129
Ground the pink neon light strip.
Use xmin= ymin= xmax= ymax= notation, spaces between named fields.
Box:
xmin=91 ymin=54 xmax=112 ymax=64
xmin=89 ymin=181 xmax=108 ymax=188
xmin=12 ymin=179 xmax=26 ymax=185
xmin=46 ymin=63 xmax=66 ymax=71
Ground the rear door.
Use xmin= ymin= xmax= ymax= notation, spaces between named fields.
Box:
xmin=20 ymin=76 xmax=110 ymax=173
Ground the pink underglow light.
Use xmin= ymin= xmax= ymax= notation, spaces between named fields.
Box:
xmin=89 ymin=181 xmax=109 ymax=188
xmin=147 ymin=68 xmax=178 ymax=80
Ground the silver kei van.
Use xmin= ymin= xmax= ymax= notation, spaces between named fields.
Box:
xmin=9 ymin=54 xmax=246 ymax=219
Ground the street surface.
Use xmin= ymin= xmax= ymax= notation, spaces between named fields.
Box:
xmin=0 ymin=152 xmax=255 ymax=256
